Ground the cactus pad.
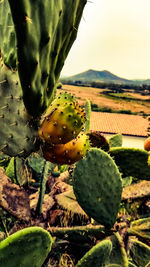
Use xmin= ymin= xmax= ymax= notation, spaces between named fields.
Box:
xmin=8 ymin=0 xmax=87 ymax=116
xmin=109 ymin=133 xmax=123 ymax=148
xmin=73 ymin=148 xmax=122 ymax=228
xmin=0 ymin=62 xmax=39 ymax=157
xmin=76 ymin=239 xmax=112 ymax=267
xmin=105 ymin=233 xmax=128 ymax=267
xmin=0 ymin=226 xmax=53 ymax=267
xmin=130 ymin=239 xmax=150 ymax=267
xmin=0 ymin=0 xmax=17 ymax=68
xmin=110 ymin=147 xmax=150 ymax=180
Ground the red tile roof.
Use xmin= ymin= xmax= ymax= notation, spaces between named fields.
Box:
xmin=90 ymin=112 xmax=149 ymax=137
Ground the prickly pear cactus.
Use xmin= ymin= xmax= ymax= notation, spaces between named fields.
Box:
xmin=109 ymin=133 xmax=123 ymax=148
xmin=75 ymin=239 xmax=112 ymax=267
xmin=0 ymin=226 xmax=53 ymax=267
xmin=42 ymin=132 xmax=90 ymax=164
xmin=73 ymin=148 xmax=122 ymax=228
xmin=8 ymin=0 xmax=87 ymax=116
xmin=105 ymin=233 xmax=128 ymax=267
xmin=0 ymin=0 xmax=17 ymax=68
xmin=110 ymin=147 xmax=150 ymax=180
xmin=128 ymin=217 xmax=150 ymax=241
xmin=0 ymin=61 xmax=39 ymax=157
xmin=130 ymin=239 xmax=150 ymax=267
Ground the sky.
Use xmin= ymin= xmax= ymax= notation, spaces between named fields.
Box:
xmin=61 ymin=0 xmax=150 ymax=80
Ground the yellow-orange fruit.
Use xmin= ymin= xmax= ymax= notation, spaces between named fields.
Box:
xmin=38 ymin=93 xmax=86 ymax=145
xmin=42 ymin=132 xmax=90 ymax=165
xmin=144 ymin=137 xmax=150 ymax=151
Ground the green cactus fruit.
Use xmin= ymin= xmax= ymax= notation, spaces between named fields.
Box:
xmin=39 ymin=92 xmax=86 ymax=145
xmin=130 ymin=239 xmax=150 ymax=267
xmin=128 ymin=217 xmax=150 ymax=241
xmin=105 ymin=233 xmax=128 ymax=267
xmin=8 ymin=0 xmax=87 ymax=116
xmin=87 ymin=131 xmax=109 ymax=151
xmin=109 ymin=147 xmax=150 ymax=180
xmin=109 ymin=133 xmax=123 ymax=148
xmin=75 ymin=239 xmax=112 ymax=267
xmin=0 ymin=61 xmax=39 ymax=157
xmin=73 ymin=148 xmax=122 ymax=228
xmin=42 ymin=132 xmax=90 ymax=165
xmin=0 ymin=0 xmax=17 ymax=68
xmin=0 ymin=226 xmax=53 ymax=267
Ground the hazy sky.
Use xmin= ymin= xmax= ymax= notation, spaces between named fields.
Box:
xmin=61 ymin=0 xmax=150 ymax=80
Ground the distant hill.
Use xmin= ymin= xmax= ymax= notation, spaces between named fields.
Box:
xmin=62 ymin=69 xmax=150 ymax=85
xmin=62 ymin=69 xmax=134 ymax=84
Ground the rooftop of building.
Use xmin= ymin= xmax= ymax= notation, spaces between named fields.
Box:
xmin=90 ymin=112 xmax=149 ymax=137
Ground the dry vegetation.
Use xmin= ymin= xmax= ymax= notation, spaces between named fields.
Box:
xmin=57 ymin=84 xmax=150 ymax=115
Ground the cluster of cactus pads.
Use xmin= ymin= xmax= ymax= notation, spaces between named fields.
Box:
xmin=1 ymin=0 xmax=150 ymax=266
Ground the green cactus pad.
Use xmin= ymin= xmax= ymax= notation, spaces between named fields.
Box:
xmin=75 ymin=239 xmax=112 ymax=267
xmin=109 ymin=134 xmax=123 ymax=148
xmin=130 ymin=239 xmax=150 ymax=267
xmin=49 ymin=224 xmax=106 ymax=243
xmin=110 ymin=147 xmax=150 ymax=180
xmin=0 ymin=226 xmax=53 ymax=267
xmin=73 ymin=148 xmax=122 ymax=228
xmin=8 ymin=0 xmax=87 ymax=116
xmin=0 ymin=0 xmax=17 ymax=68
xmin=0 ymin=62 xmax=39 ymax=157
xmin=56 ymin=189 xmax=88 ymax=218
xmin=128 ymin=217 xmax=150 ymax=241
xmin=105 ymin=233 xmax=128 ymax=267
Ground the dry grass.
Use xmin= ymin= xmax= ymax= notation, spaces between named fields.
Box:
xmin=58 ymin=84 xmax=150 ymax=114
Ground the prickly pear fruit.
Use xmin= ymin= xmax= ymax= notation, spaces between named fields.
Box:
xmin=42 ymin=132 xmax=90 ymax=164
xmin=87 ymin=131 xmax=109 ymax=151
xmin=38 ymin=92 xmax=86 ymax=145
xmin=144 ymin=136 xmax=150 ymax=151
xmin=0 ymin=226 xmax=53 ymax=267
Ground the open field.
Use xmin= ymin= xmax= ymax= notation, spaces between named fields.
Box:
xmin=58 ymin=84 xmax=150 ymax=115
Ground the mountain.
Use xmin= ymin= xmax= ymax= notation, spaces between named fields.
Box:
xmin=62 ymin=69 xmax=137 ymax=84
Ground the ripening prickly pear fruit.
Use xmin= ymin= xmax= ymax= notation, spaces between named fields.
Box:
xmin=144 ymin=137 xmax=150 ymax=151
xmin=38 ymin=92 xmax=86 ymax=145
xmin=42 ymin=132 xmax=90 ymax=164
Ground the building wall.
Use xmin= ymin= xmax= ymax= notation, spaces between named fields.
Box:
xmin=105 ymin=134 xmax=146 ymax=149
